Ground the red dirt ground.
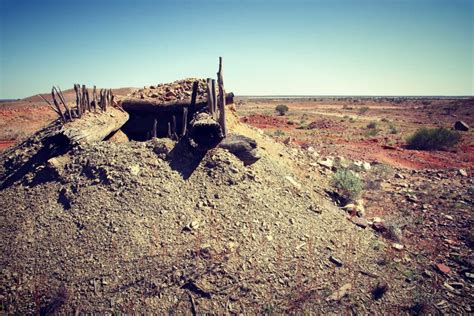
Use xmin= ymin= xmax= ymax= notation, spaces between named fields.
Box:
xmin=238 ymin=99 xmax=474 ymax=171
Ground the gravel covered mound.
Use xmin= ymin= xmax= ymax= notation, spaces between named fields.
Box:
xmin=129 ymin=78 xmax=208 ymax=102
xmin=0 ymin=120 xmax=412 ymax=314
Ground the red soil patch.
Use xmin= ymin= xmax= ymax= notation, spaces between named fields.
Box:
xmin=240 ymin=114 xmax=291 ymax=129
xmin=0 ymin=140 xmax=15 ymax=150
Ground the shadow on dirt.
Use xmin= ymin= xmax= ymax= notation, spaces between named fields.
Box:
xmin=0 ymin=134 xmax=70 ymax=190
xmin=167 ymin=139 xmax=207 ymax=180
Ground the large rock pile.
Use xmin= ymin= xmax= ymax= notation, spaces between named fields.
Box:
xmin=129 ymin=78 xmax=208 ymax=102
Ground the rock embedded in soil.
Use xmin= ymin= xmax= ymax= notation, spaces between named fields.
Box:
xmin=454 ymin=120 xmax=469 ymax=131
xmin=329 ymin=255 xmax=344 ymax=267
xmin=351 ymin=216 xmax=368 ymax=228
xmin=371 ymin=281 xmax=389 ymax=300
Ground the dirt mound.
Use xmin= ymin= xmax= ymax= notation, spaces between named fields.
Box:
xmin=0 ymin=109 xmax=462 ymax=314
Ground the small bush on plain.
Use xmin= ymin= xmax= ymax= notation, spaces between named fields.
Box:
xmin=332 ymin=168 xmax=363 ymax=202
xmin=275 ymin=104 xmax=289 ymax=116
xmin=406 ymin=127 xmax=460 ymax=150
xmin=358 ymin=106 xmax=369 ymax=115
xmin=367 ymin=121 xmax=377 ymax=129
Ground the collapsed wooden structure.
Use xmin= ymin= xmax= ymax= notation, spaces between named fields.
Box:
xmin=39 ymin=85 xmax=114 ymax=123
xmin=40 ymin=57 xmax=233 ymax=150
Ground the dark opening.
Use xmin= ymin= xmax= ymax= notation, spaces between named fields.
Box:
xmin=121 ymin=110 xmax=184 ymax=141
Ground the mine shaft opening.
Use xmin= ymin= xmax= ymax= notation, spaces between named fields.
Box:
xmin=189 ymin=124 xmax=222 ymax=149
xmin=120 ymin=109 xmax=184 ymax=141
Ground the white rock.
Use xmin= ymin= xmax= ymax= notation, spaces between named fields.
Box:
xmin=285 ymin=176 xmax=301 ymax=189
xmin=392 ymin=243 xmax=404 ymax=251
xmin=362 ymin=162 xmax=371 ymax=171
xmin=129 ymin=164 xmax=140 ymax=176
xmin=459 ymin=169 xmax=467 ymax=177
xmin=317 ymin=157 xmax=334 ymax=169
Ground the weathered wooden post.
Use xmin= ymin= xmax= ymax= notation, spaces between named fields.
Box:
xmin=206 ymin=78 xmax=215 ymax=117
xmin=92 ymin=86 xmax=97 ymax=112
xmin=57 ymin=86 xmax=72 ymax=120
xmin=74 ymin=84 xmax=82 ymax=118
xmin=217 ymin=56 xmax=226 ymax=137
xmin=211 ymin=79 xmax=217 ymax=119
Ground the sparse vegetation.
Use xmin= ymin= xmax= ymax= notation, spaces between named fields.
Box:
xmin=275 ymin=104 xmax=289 ymax=116
xmin=367 ymin=121 xmax=377 ymax=129
xmin=388 ymin=123 xmax=398 ymax=134
xmin=406 ymin=127 xmax=460 ymax=150
xmin=332 ymin=168 xmax=363 ymax=202
xmin=358 ymin=106 xmax=369 ymax=115
xmin=364 ymin=128 xmax=379 ymax=137
xmin=274 ymin=129 xmax=285 ymax=136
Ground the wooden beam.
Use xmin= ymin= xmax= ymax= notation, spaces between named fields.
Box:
xmin=120 ymin=96 xmax=213 ymax=113
xmin=60 ymin=107 xmax=129 ymax=144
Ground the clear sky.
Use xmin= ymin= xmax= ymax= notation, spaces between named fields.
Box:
xmin=0 ymin=0 xmax=472 ymax=98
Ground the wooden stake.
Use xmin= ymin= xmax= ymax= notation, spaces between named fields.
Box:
xmin=182 ymin=107 xmax=188 ymax=137
xmin=57 ymin=86 xmax=72 ymax=120
xmin=172 ymin=115 xmax=177 ymax=140
xmin=190 ymin=81 xmax=198 ymax=121
xmin=206 ymin=78 xmax=214 ymax=117
xmin=211 ymin=79 xmax=217 ymax=120
xmin=74 ymin=84 xmax=82 ymax=118
xmin=51 ymin=88 xmax=66 ymax=122
xmin=152 ymin=118 xmax=157 ymax=138
xmin=92 ymin=86 xmax=97 ymax=112
xmin=39 ymin=94 xmax=62 ymax=118
xmin=217 ymin=57 xmax=227 ymax=137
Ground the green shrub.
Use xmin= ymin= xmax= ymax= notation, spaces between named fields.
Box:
xmin=274 ymin=129 xmax=285 ymax=136
xmin=367 ymin=121 xmax=378 ymax=129
xmin=364 ymin=128 xmax=379 ymax=137
xmin=406 ymin=127 xmax=460 ymax=150
xmin=332 ymin=168 xmax=363 ymax=202
xmin=388 ymin=124 xmax=398 ymax=134
xmin=275 ymin=104 xmax=289 ymax=116
xmin=358 ymin=106 xmax=369 ymax=115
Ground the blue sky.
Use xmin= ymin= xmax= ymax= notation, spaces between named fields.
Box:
xmin=0 ymin=0 xmax=472 ymax=98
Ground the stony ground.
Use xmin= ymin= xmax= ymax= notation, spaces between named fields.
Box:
xmin=0 ymin=100 xmax=472 ymax=314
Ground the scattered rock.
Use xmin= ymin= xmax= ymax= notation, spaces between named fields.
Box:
xmin=334 ymin=156 xmax=349 ymax=168
xmin=308 ymin=204 xmax=322 ymax=214
xmin=129 ymin=164 xmax=140 ymax=176
xmin=329 ymin=255 xmax=343 ymax=267
xmin=371 ymin=281 xmax=389 ymax=300
xmin=459 ymin=169 xmax=467 ymax=177
xmin=327 ymin=283 xmax=352 ymax=301
xmin=392 ymin=243 xmax=404 ymax=251
xmin=422 ymin=270 xmax=433 ymax=278
xmin=386 ymin=223 xmax=403 ymax=242
xmin=107 ymin=129 xmax=129 ymax=143
xmin=395 ymin=173 xmax=405 ymax=179
xmin=219 ymin=134 xmax=260 ymax=165
xmin=454 ymin=120 xmax=469 ymax=131
xmin=284 ymin=176 xmax=301 ymax=189
xmin=435 ymin=263 xmax=451 ymax=274
xmin=183 ymin=220 xmax=200 ymax=232
xmin=351 ymin=216 xmax=368 ymax=229
xmin=362 ymin=162 xmax=371 ymax=171
xmin=317 ymin=157 xmax=334 ymax=170
xmin=372 ymin=221 xmax=386 ymax=233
